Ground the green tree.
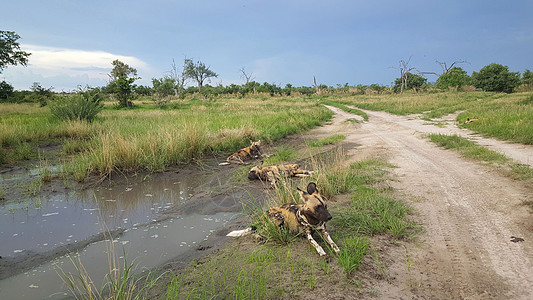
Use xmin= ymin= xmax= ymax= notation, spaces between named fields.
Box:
xmin=107 ymin=60 xmax=139 ymax=107
xmin=113 ymin=75 xmax=136 ymax=107
xmin=135 ymin=85 xmax=153 ymax=96
xmin=0 ymin=31 xmax=31 ymax=73
xmin=0 ymin=81 xmax=14 ymax=100
xmin=522 ymin=69 xmax=533 ymax=88
xmin=108 ymin=59 xmax=137 ymax=81
xmin=151 ymin=77 xmax=175 ymax=106
xmin=471 ymin=63 xmax=520 ymax=93
xmin=435 ymin=67 xmax=470 ymax=90
xmin=393 ymin=73 xmax=427 ymax=93
xmin=31 ymin=82 xmax=54 ymax=106
xmin=184 ymin=59 xmax=218 ymax=92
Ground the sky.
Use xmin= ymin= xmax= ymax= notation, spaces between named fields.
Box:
xmin=2 ymin=0 xmax=532 ymax=91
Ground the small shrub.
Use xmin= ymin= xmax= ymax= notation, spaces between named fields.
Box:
xmin=50 ymin=94 xmax=104 ymax=122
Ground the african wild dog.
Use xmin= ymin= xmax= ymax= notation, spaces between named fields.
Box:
xmin=248 ymin=161 xmax=312 ymax=185
xmin=220 ymin=140 xmax=262 ymax=165
xmin=227 ymin=182 xmax=339 ymax=257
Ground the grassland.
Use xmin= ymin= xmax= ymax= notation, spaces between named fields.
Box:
xmin=0 ymin=97 xmax=332 ymax=181
xmin=324 ymin=91 xmax=533 ymax=144
xmin=2 ymin=91 xmax=532 ymax=182
xmin=162 ymin=156 xmax=418 ymax=299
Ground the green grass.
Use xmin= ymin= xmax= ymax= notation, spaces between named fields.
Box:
xmin=58 ymin=240 xmax=161 ymax=300
xmin=338 ymin=236 xmax=369 ymax=275
xmin=164 ymin=245 xmax=314 ymax=299
xmin=163 ymin=156 xmax=417 ymax=298
xmin=331 ymin=186 xmax=415 ymax=239
xmin=1 ymin=97 xmax=332 ymax=180
xmin=262 ymin=146 xmax=297 ymax=165
xmin=326 ymin=91 xmax=533 ymax=145
xmin=320 ymin=100 xmax=369 ymax=121
xmin=428 ymin=133 xmax=533 ymax=183
xmin=457 ymin=93 xmax=533 ymax=144
xmin=306 ymin=134 xmax=345 ymax=147
xmin=428 ymin=134 xmax=509 ymax=164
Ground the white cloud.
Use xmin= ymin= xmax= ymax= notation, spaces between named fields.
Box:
xmin=1 ymin=44 xmax=154 ymax=91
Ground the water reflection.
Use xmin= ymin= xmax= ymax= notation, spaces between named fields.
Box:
xmin=0 ymin=212 xmax=236 ymax=300
xmin=0 ymin=172 xmax=206 ymax=258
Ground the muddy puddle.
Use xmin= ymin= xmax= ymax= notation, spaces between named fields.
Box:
xmin=0 ymin=163 xmax=264 ymax=299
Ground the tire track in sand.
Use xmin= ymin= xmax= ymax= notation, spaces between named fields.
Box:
xmin=324 ymin=106 xmax=533 ymax=299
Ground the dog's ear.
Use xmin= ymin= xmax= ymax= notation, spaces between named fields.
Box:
xmin=307 ymin=182 xmax=318 ymax=195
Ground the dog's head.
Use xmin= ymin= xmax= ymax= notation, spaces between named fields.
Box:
xmin=248 ymin=161 xmax=264 ymax=180
xmin=298 ymin=182 xmax=332 ymax=225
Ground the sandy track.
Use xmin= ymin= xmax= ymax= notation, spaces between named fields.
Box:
xmin=320 ymin=106 xmax=533 ymax=299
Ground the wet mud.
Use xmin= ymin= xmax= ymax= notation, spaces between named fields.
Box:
xmin=0 ymin=157 xmax=269 ymax=299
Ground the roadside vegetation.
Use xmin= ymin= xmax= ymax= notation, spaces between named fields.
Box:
xmin=0 ymin=97 xmax=331 ymax=181
xmin=325 ymin=91 xmax=533 ymax=145
xmin=162 ymin=153 xmax=419 ymax=299
xmin=428 ymin=134 xmax=533 ymax=182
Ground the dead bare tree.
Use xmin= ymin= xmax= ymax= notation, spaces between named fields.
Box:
xmin=313 ymin=76 xmax=321 ymax=94
xmin=436 ymin=60 xmax=468 ymax=75
xmin=240 ymin=67 xmax=256 ymax=95
xmin=415 ymin=60 xmax=469 ymax=78
xmin=391 ymin=58 xmax=417 ymax=94
xmin=169 ymin=58 xmax=188 ymax=96
xmin=240 ymin=67 xmax=255 ymax=84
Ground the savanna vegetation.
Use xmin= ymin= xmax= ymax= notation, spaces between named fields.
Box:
xmin=2 ymin=31 xmax=533 ymax=300
xmin=160 ymin=155 xmax=419 ymax=299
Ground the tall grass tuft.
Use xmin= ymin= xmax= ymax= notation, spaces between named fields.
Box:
xmin=332 ymin=187 xmax=415 ymax=238
xmin=50 ymin=94 xmax=104 ymax=122
xmin=58 ymin=235 xmax=160 ymax=300
xmin=244 ymin=187 xmax=300 ymax=246
xmin=338 ymin=236 xmax=369 ymax=275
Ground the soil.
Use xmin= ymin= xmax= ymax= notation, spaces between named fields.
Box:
xmin=306 ymin=106 xmax=533 ymax=299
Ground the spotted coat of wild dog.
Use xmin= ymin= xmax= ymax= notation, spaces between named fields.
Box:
xmin=220 ymin=140 xmax=262 ymax=165
xmin=227 ymin=182 xmax=340 ymax=257
xmin=247 ymin=161 xmax=312 ymax=185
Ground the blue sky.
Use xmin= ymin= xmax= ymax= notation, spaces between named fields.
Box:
xmin=2 ymin=0 xmax=532 ymax=91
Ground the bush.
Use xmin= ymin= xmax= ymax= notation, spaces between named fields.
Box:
xmin=0 ymin=81 xmax=14 ymax=100
xmin=50 ymin=93 xmax=104 ymax=122
xmin=435 ymin=67 xmax=470 ymax=90
xmin=471 ymin=63 xmax=520 ymax=93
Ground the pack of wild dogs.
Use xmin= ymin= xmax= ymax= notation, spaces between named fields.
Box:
xmin=223 ymin=140 xmax=340 ymax=257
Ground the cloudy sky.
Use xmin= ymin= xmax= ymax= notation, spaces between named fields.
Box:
xmin=2 ymin=0 xmax=532 ymax=91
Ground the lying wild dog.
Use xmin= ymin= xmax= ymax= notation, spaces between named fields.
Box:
xmin=248 ymin=161 xmax=312 ymax=185
xmin=465 ymin=118 xmax=480 ymax=124
xmin=219 ymin=140 xmax=262 ymax=165
xmin=227 ymin=182 xmax=340 ymax=257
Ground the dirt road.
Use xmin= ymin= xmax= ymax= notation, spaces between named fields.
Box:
xmin=318 ymin=106 xmax=533 ymax=299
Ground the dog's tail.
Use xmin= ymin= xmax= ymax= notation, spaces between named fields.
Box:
xmin=226 ymin=227 xmax=252 ymax=237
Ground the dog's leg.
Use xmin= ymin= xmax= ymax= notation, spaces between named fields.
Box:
xmin=266 ymin=171 xmax=277 ymax=188
xmin=305 ymin=229 xmax=327 ymax=256
xmin=320 ymin=229 xmax=340 ymax=254
xmin=227 ymin=228 xmax=252 ymax=237
xmin=293 ymin=173 xmax=310 ymax=178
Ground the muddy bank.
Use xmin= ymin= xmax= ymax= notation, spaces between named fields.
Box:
xmin=0 ymin=157 xmax=268 ymax=285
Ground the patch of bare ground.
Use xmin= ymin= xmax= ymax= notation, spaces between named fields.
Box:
xmin=314 ymin=106 xmax=533 ymax=299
